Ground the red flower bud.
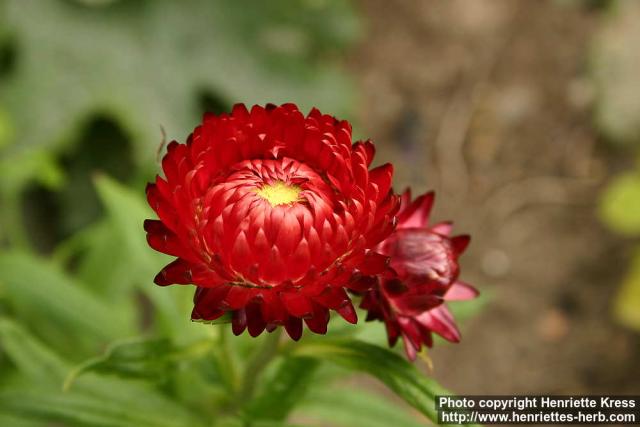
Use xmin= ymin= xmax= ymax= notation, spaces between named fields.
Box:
xmin=360 ymin=189 xmax=478 ymax=360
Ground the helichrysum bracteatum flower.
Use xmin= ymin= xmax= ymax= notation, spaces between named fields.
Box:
xmin=145 ymin=104 xmax=399 ymax=340
xmin=360 ymin=190 xmax=479 ymax=360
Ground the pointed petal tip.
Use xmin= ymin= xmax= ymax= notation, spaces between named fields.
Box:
xmin=445 ymin=281 xmax=479 ymax=301
xmin=337 ymin=301 xmax=358 ymax=324
xmin=451 ymin=235 xmax=471 ymax=254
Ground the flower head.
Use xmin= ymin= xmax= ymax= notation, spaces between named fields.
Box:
xmin=145 ymin=104 xmax=398 ymax=340
xmin=360 ymin=189 xmax=478 ymax=360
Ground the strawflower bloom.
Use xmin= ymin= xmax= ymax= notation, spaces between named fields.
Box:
xmin=145 ymin=104 xmax=399 ymax=340
xmin=360 ymin=190 xmax=478 ymax=360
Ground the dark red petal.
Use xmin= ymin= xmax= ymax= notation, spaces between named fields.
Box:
xmin=304 ymin=305 xmax=330 ymax=334
xmin=284 ymin=316 xmax=303 ymax=341
xmin=359 ymin=251 xmax=390 ymax=276
xmin=450 ymin=235 xmax=471 ymax=255
xmin=154 ymin=259 xmax=193 ymax=286
xmin=347 ymin=274 xmax=378 ymax=292
xmin=314 ymin=287 xmax=350 ymax=310
xmin=246 ymin=301 xmax=266 ymax=337
xmin=232 ymin=309 xmax=247 ymax=335
xmin=336 ymin=300 xmax=357 ymax=324
xmin=191 ymin=306 xmax=224 ymax=321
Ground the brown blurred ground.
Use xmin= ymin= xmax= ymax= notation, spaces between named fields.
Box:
xmin=351 ymin=0 xmax=640 ymax=394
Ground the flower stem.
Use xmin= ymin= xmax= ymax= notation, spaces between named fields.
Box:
xmin=217 ymin=328 xmax=239 ymax=394
xmin=238 ymin=328 xmax=282 ymax=402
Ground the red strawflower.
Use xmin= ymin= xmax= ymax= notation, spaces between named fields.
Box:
xmin=360 ymin=189 xmax=478 ymax=360
xmin=145 ymin=104 xmax=398 ymax=340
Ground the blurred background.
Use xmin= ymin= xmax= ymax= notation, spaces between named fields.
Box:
xmin=1 ymin=0 xmax=639 ymax=425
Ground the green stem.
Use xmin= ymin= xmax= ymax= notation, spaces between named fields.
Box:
xmin=216 ymin=328 xmax=239 ymax=394
xmin=238 ymin=328 xmax=282 ymax=402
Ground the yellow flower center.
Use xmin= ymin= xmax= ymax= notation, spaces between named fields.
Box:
xmin=256 ymin=181 xmax=301 ymax=206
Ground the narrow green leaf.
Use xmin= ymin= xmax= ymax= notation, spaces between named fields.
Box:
xmin=64 ymin=337 xmax=174 ymax=390
xmin=0 ymin=317 xmax=202 ymax=426
xmin=245 ymin=356 xmax=320 ymax=421
xmin=93 ymin=174 xmax=191 ymax=338
xmin=291 ymin=339 xmax=479 ymax=427
xmin=297 ymin=386 xmax=428 ymax=427
xmin=64 ymin=335 xmax=215 ymax=390
xmin=0 ymin=413 xmax=42 ymax=427
xmin=0 ymin=251 xmax=129 ymax=347
xmin=0 ymin=317 xmax=67 ymax=384
xmin=0 ymin=385 xmax=202 ymax=427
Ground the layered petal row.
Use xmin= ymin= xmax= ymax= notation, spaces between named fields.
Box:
xmin=145 ymin=104 xmax=399 ymax=340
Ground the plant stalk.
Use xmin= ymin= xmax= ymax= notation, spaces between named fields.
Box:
xmin=238 ymin=328 xmax=283 ymax=402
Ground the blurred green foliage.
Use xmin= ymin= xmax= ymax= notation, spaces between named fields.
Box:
xmin=593 ymin=0 xmax=640 ymax=331
xmin=0 ymin=1 xmax=473 ymax=426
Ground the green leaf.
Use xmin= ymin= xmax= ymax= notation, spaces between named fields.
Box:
xmin=0 ymin=317 xmax=67 ymax=384
xmin=297 ymin=386 xmax=428 ymax=427
xmin=291 ymin=339 xmax=479 ymax=427
xmin=599 ymin=172 xmax=640 ymax=235
xmin=0 ymin=314 xmax=204 ymax=427
xmin=63 ymin=337 xmax=174 ymax=390
xmin=613 ymin=250 xmax=640 ymax=331
xmin=245 ymin=356 xmax=320 ymax=421
xmin=63 ymin=336 xmax=215 ymax=390
xmin=0 ymin=251 xmax=130 ymax=350
xmin=0 ymin=413 xmax=42 ymax=427
xmin=0 ymin=384 xmax=204 ymax=427
xmin=93 ymin=174 xmax=193 ymax=338
xmin=0 ymin=105 xmax=13 ymax=149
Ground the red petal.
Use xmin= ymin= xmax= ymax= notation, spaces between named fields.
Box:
xmin=430 ymin=221 xmax=453 ymax=236
xmin=336 ymin=300 xmax=357 ymax=324
xmin=232 ymin=309 xmax=247 ymax=335
xmin=359 ymin=251 xmax=389 ymax=275
xmin=246 ymin=301 xmax=266 ymax=337
xmin=450 ymin=235 xmax=471 ymax=255
xmin=445 ymin=281 xmax=479 ymax=301
xmin=314 ymin=287 xmax=350 ymax=310
xmin=416 ymin=306 xmax=461 ymax=343
xmin=347 ymin=274 xmax=378 ymax=292
xmin=401 ymin=334 xmax=418 ymax=361
xmin=304 ymin=305 xmax=330 ymax=334
xmin=260 ymin=293 xmax=286 ymax=324
xmin=281 ymin=292 xmax=313 ymax=318
xmin=368 ymin=163 xmax=393 ymax=200
xmin=398 ymin=192 xmax=434 ymax=229
xmin=222 ymin=285 xmax=255 ymax=310
xmin=284 ymin=316 xmax=303 ymax=341
xmin=399 ymin=188 xmax=412 ymax=211
xmin=154 ymin=259 xmax=193 ymax=286
xmin=229 ymin=231 xmax=252 ymax=276
xmin=191 ymin=306 xmax=224 ymax=321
